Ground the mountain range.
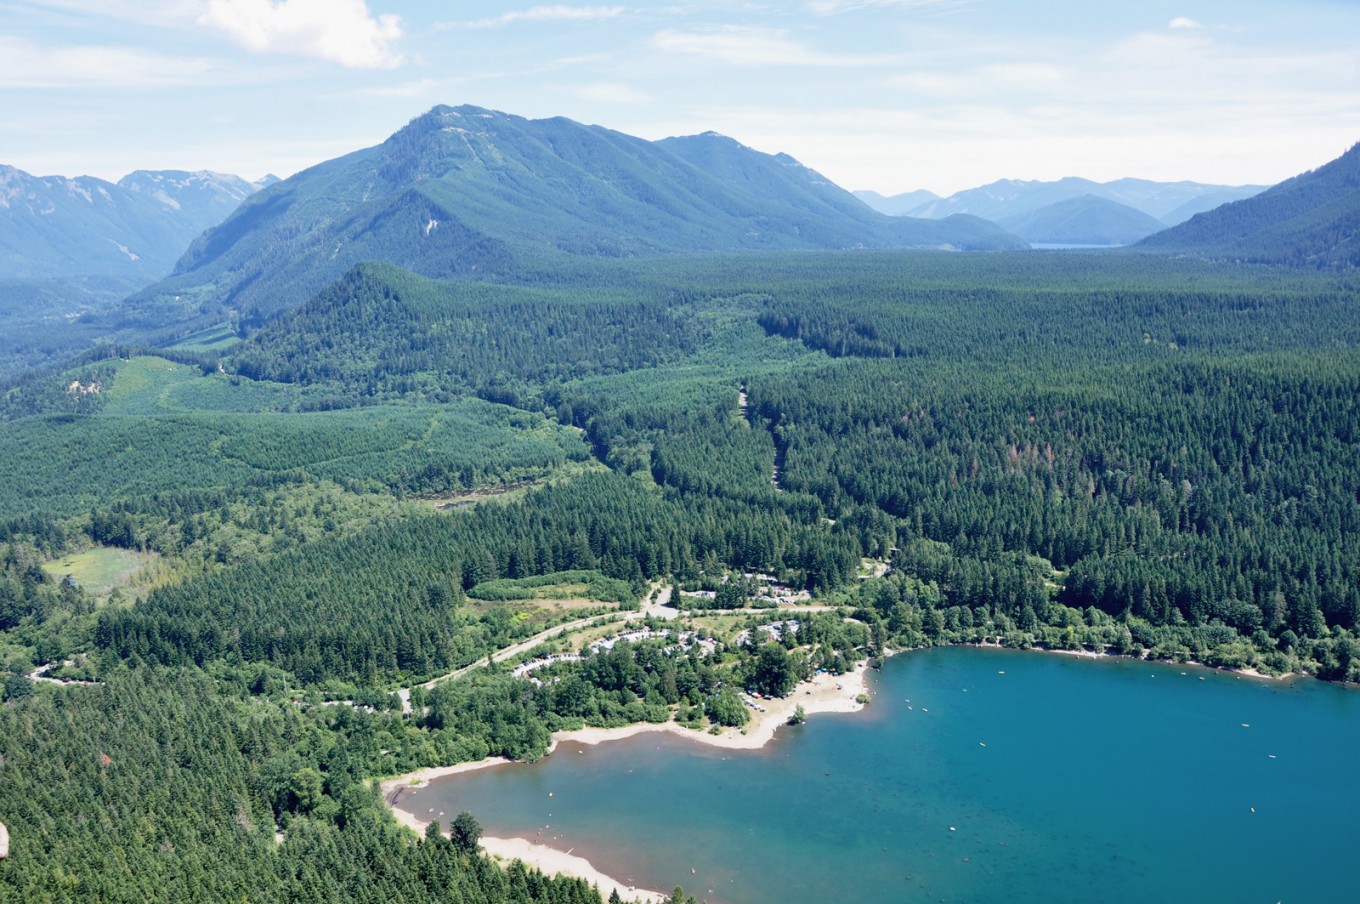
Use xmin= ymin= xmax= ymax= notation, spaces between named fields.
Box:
xmin=127 ymin=105 xmax=1025 ymax=327
xmin=858 ymin=177 xmax=1267 ymax=245
xmin=0 ymin=166 xmax=270 ymax=282
xmin=0 ymin=166 xmax=272 ymax=375
xmin=1137 ymin=142 xmax=1360 ymax=267
xmin=3 ymin=103 xmax=1357 ymax=377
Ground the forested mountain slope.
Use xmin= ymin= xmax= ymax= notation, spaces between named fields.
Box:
xmin=1138 ymin=142 xmax=1360 ymax=267
xmin=126 ymin=104 xmax=1025 ymax=329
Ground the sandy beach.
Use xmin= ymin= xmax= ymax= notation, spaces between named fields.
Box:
xmin=380 ymin=661 xmax=871 ymax=901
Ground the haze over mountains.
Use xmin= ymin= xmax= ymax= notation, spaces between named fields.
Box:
xmin=857 ymin=177 xmax=1267 ymax=245
xmin=0 ymin=165 xmax=271 ymax=374
xmin=0 ymin=166 xmax=271 ymax=282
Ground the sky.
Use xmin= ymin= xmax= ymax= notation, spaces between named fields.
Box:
xmin=1 ymin=0 xmax=1357 ymax=196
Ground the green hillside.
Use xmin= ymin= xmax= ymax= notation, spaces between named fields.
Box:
xmin=1138 ymin=142 xmax=1360 ymax=267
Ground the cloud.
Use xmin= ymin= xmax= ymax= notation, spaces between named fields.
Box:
xmin=21 ymin=0 xmax=205 ymax=28
xmin=352 ymin=78 xmax=444 ymax=99
xmin=653 ymin=26 xmax=891 ymax=67
xmin=888 ymin=62 xmax=1064 ymax=99
xmin=198 ymin=0 xmax=404 ymax=69
xmin=445 ymin=6 xmax=625 ymax=30
xmin=0 ymin=35 xmax=216 ymax=87
xmin=808 ymin=0 xmax=970 ymax=14
xmin=576 ymin=82 xmax=651 ymax=104
xmin=1169 ymin=17 xmax=1202 ymax=29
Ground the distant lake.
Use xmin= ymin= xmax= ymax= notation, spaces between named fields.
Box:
xmin=1030 ymin=243 xmax=1125 ymax=250
xmin=407 ymin=648 xmax=1359 ymax=903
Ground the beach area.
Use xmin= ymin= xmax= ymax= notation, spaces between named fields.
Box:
xmin=380 ymin=661 xmax=871 ymax=903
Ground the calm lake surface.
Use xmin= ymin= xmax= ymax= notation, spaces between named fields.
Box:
xmin=406 ymin=648 xmax=1359 ymax=903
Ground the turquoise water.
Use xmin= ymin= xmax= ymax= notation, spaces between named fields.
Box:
xmin=405 ymin=648 xmax=1359 ymax=903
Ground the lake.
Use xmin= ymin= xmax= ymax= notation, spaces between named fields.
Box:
xmin=404 ymin=647 xmax=1359 ymax=902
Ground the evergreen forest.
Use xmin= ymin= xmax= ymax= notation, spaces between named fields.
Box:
xmin=2 ymin=248 xmax=1358 ymax=901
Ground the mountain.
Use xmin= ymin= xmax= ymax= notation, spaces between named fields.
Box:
xmin=0 ymin=165 xmax=265 ymax=283
xmin=117 ymin=170 xmax=271 ymax=241
xmin=0 ymin=165 xmax=266 ymax=376
xmin=900 ymin=176 xmax=1265 ymax=228
xmin=853 ymin=189 xmax=941 ymax=216
xmin=997 ymin=195 xmax=1167 ymax=246
xmin=128 ymin=105 xmax=1025 ymax=327
xmin=0 ymin=166 xmax=184 ymax=281
xmin=1137 ymin=143 xmax=1360 ymax=268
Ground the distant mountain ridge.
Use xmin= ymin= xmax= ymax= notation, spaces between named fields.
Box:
xmin=118 ymin=169 xmax=275 ymax=236
xmin=1137 ymin=142 xmax=1360 ymax=268
xmin=0 ymin=165 xmax=265 ymax=282
xmin=997 ymin=195 xmax=1168 ymax=246
xmin=0 ymin=164 xmax=267 ymax=377
xmin=131 ymin=104 xmax=1025 ymax=327
xmin=852 ymin=189 xmax=940 ymax=217
xmin=861 ymin=177 xmax=1266 ymax=227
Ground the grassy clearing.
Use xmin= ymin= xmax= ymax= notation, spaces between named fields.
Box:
xmin=419 ymin=459 xmax=609 ymax=511
xmin=468 ymin=569 xmax=634 ymax=606
xmin=167 ymin=322 xmax=241 ymax=352
xmin=101 ymin=356 xmax=302 ymax=415
xmin=42 ymin=546 xmax=155 ymax=600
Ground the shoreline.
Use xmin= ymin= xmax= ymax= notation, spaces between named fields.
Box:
xmin=379 ymin=661 xmax=870 ymax=902
xmin=960 ymin=640 xmax=1299 ymax=682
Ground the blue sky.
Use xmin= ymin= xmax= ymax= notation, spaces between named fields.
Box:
xmin=2 ymin=1 xmax=1357 ymax=195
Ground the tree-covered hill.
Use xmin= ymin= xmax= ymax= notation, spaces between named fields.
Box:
xmin=1138 ymin=141 xmax=1360 ymax=267
xmin=997 ymin=194 xmax=1166 ymax=245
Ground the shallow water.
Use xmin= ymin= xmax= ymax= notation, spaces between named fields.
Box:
xmin=406 ymin=648 xmax=1359 ymax=903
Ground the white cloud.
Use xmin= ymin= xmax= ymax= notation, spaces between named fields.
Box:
xmin=1169 ymin=17 xmax=1202 ymax=29
xmin=198 ymin=0 xmax=404 ymax=69
xmin=352 ymin=78 xmax=444 ymax=99
xmin=22 ymin=0 xmax=205 ymax=28
xmin=445 ymin=6 xmax=625 ymax=30
xmin=652 ymin=26 xmax=891 ymax=67
xmin=808 ymin=0 xmax=970 ymax=14
xmin=0 ymin=35 xmax=216 ymax=87
xmin=576 ymin=82 xmax=651 ymax=104
xmin=889 ymin=61 xmax=1064 ymax=98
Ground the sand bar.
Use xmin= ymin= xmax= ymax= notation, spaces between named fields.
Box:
xmin=380 ymin=661 xmax=871 ymax=901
